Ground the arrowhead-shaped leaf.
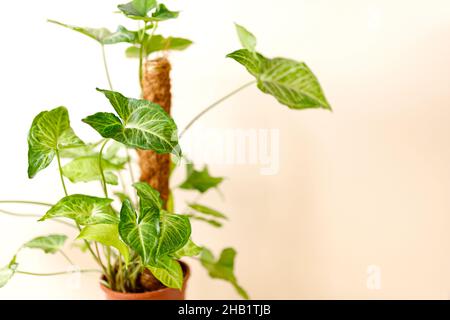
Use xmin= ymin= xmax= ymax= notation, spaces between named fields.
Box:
xmin=156 ymin=211 xmax=191 ymax=257
xmin=188 ymin=203 xmax=227 ymax=220
xmin=125 ymin=35 xmax=192 ymax=58
xmin=83 ymin=89 xmax=181 ymax=156
xmin=40 ymin=194 xmax=118 ymax=225
xmin=62 ymin=156 xmax=123 ymax=185
xmin=119 ymin=199 xmax=159 ymax=265
xmin=78 ymin=224 xmax=129 ymax=263
xmin=27 ymin=106 xmax=84 ymax=178
xmin=23 ymin=234 xmax=67 ymax=254
xmin=147 ymin=257 xmax=183 ymax=289
xmin=234 ymin=24 xmax=256 ymax=52
xmin=49 ymin=20 xmax=137 ymax=45
xmin=227 ymin=49 xmax=331 ymax=110
xmin=180 ymin=164 xmax=224 ymax=193
xmin=200 ymin=247 xmax=249 ymax=299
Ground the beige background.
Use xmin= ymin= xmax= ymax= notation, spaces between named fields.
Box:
xmin=1 ymin=0 xmax=450 ymax=299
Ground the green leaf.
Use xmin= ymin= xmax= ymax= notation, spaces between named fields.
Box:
xmin=147 ymin=257 xmax=183 ymax=289
xmin=78 ymin=224 xmax=129 ymax=263
xmin=0 ymin=258 xmax=18 ymax=289
xmin=118 ymin=0 xmax=157 ymax=19
xmin=40 ymin=194 xmax=118 ymax=225
xmin=200 ymin=247 xmax=249 ymax=299
xmin=23 ymin=234 xmax=67 ymax=254
xmin=62 ymin=156 xmax=123 ymax=185
xmin=188 ymin=203 xmax=227 ymax=220
xmin=83 ymin=89 xmax=181 ymax=157
xmin=48 ymin=20 xmax=111 ymax=43
xmin=27 ymin=106 xmax=84 ymax=178
xmin=188 ymin=215 xmax=222 ymax=228
xmin=151 ymin=4 xmax=179 ymax=21
xmin=180 ymin=165 xmax=224 ymax=193
xmin=227 ymin=49 xmax=331 ymax=110
xmin=49 ymin=20 xmax=138 ymax=45
xmin=119 ymin=199 xmax=159 ymax=264
xmin=235 ymin=24 xmax=256 ymax=52
xmin=171 ymin=239 xmax=202 ymax=259
xmin=125 ymin=35 xmax=192 ymax=58
xmin=156 ymin=211 xmax=191 ymax=257
xmin=133 ymin=182 xmax=163 ymax=214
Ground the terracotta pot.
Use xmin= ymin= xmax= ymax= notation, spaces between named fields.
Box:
xmin=100 ymin=261 xmax=190 ymax=300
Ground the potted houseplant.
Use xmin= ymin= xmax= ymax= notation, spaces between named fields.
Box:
xmin=0 ymin=0 xmax=331 ymax=300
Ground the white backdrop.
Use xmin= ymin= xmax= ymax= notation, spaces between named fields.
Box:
xmin=1 ymin=0 xmax=450 ymax=299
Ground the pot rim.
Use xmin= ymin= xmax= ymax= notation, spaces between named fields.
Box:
xmin=100 ymin=260 xmax=190 ymax=298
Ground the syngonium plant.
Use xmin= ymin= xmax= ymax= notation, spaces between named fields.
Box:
xmin=0 ymin=0 xmax=331 ymax=299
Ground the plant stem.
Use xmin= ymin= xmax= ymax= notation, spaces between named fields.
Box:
xmin=125 ymin=148 xmax=138 ymax=204
xmin=125 ymin=148 xmax=136 ymax=183
xmin=179 ymin=80 xmax=256 ymax=139
xmin=56 ymin=150 xmax=68 ymax=197
xmin=0 ymin=200 xmax=52 ymax=207
xmin=98 ymin=139 xmax=109 ymax=198
xmin=59 ymin=250 xmax=75 ymax=265
xmin=16 ymin=269 xmax=101 ymax=277
xmin=138 ymin=22 xmax=147 ymax=90
xmin=101 ymin=44 xmax=114 ymax=90
xmin=0 ymin=208 xmax=76 ymax=228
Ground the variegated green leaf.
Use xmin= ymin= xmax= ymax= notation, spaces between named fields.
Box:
xmin=83 ymin=89 xmax=181 ymax=157
xmin=27 ymin=106 xmax=84 ymax=178
xmin=78 ymin=224 xmax=129 ymax=263
xmin=147 ymin=257 xmax=183 ymax=289
xmin=118 ymin=199 xmax=159 ymax=264
xmin=133 ymin=182 xmax=163 ymax=215
xmin=40 ymin=194 xmax=118 ymax=225
xmin=156 ymin=211 xmax=191 ymax=257
xmin=227 ymin=49 xmax=331 ymax=110
xmin=48 ymin=20 xmax=136 ymax=45
xmin=23 ymin=234 xmax=67 ymax=254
